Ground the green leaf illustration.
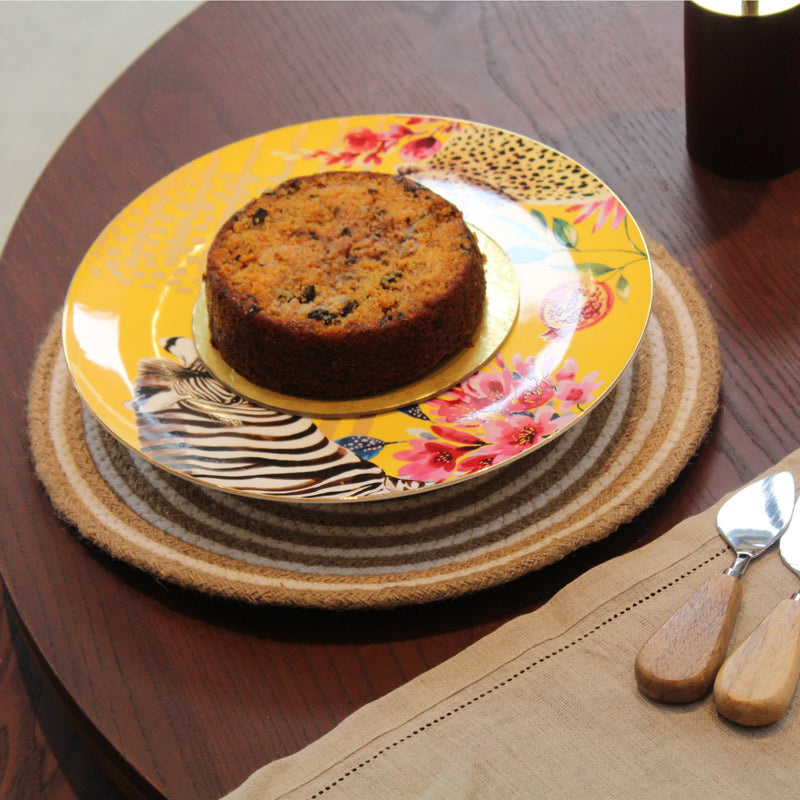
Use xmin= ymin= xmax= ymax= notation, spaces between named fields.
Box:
xmin=529 ymin=208 xmax=548 ymax=229
xmin=552 ymin=218 xmax=578 ymax=248
xmin=576 ymin=262 xmax=614 ymax=276
xmin=616 ymin=273 xmax=631 ymax=300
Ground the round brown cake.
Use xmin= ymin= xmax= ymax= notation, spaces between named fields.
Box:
xmin=204 ymin=171 xmax=486 ymax=400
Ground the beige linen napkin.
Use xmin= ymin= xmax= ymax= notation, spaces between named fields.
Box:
xmin=223 ymin=449 xmax=800 ymax=800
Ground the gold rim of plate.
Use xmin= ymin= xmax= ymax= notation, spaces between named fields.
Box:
xmin=192 ymin=227 xmax=520 ymax=418
xmin=60 ymin=113 xmax=654 ymax=503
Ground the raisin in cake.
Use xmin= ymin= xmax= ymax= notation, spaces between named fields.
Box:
xmin=204 ymin=171 xmax=486 ymax=399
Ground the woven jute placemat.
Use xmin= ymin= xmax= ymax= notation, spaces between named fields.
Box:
xmin=28 ymin=238 xmax=720 ymax=609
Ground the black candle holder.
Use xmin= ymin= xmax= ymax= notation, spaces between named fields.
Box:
xmin=684 ymin=0 xmax=800 ymax=179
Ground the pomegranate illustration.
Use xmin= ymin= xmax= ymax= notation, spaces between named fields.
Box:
xmin=540 ymin=279 xmax=614 ymax=340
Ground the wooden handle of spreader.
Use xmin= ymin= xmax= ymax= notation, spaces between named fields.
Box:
xmin=713 ymin=597 xmax=800 ymax=726
xmin=635 ymin=572 xmax=742 ymax=703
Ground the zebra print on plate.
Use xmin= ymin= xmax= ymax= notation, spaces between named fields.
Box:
xmin=124 ymin=336 xmax=427 ymax=500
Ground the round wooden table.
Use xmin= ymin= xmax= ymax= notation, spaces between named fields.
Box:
xmin=3 ymin=3 xmax=800 ymax=798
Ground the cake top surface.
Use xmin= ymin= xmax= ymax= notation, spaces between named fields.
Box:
xmin=206 ymin=171 xmax=484 ymax=330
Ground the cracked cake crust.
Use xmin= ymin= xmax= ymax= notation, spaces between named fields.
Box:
xmin=204 ymin=171 xmax=486 ymax=399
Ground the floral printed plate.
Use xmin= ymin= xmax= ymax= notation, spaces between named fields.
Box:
xmin=62 ymin=114 xmax=652 ymax=503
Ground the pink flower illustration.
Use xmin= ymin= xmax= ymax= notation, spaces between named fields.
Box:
xmin=459 ymin=452 xmax=497 ymax=473
xmin=427 ymin=365 xmax=513 ymax=424
xmin=306 ymin=118 xmax=461 ymax=170
xmin=399 ymin=136 xmax=442 ymax=161
xmin=394 ymin=353 xmax=600 ymax=481
xmin=463 ymin=367 xmax=515 ymax=405
xmin=509 ymin=376 xmax=556 ymax=412
xmin=344 ymin=127 xmax=381 ymax=153
xmin=424 ymin=393 xmax=486 ymax=425
xmin=567 ymin=196 xmax=627 ymax=232
xmin=395 ymin=425 xmax=484 ymax=481
xmin=554 ymin=358 xmax=602 ymax=411
xmin=395 ymin=440 xmax=464 ymax=481
xmin=477 ymin=408 xmax=573 ymax=466
xmin=555 ymin=358 xmax=579 ymax=381
xmin=383 ymin=124 xmax=415 ymax=143
xmin=429 ymin=355 xmax=562 ymax=425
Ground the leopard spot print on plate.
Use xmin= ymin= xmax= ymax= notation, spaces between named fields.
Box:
xmin=397 ymin=125 xmax=610 ymax=204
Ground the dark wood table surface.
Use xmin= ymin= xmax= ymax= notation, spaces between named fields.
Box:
xmin=2 ymin=2 xmax=800 ymax=798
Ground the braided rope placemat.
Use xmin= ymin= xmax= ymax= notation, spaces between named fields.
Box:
xmin=28 ymin=239 xmax=720 ymax=609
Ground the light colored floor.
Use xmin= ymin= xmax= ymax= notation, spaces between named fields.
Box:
xmin=0 ymin=0 xmax=201 ymax=252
